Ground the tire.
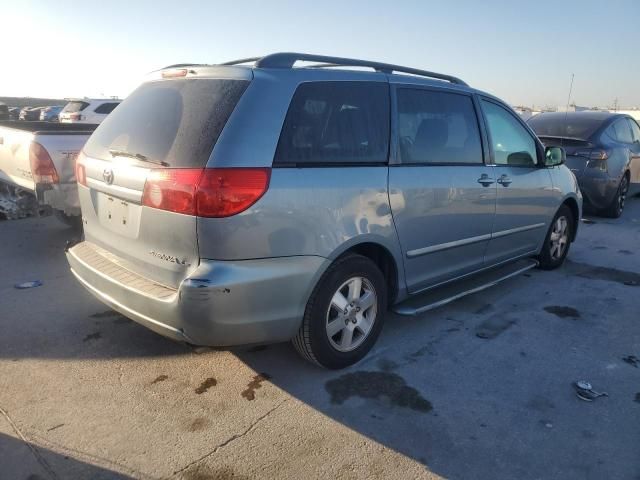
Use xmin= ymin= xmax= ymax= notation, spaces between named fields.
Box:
xmin=601 ymin=173 xmax=629 ymax=218
xmin=54 ymin=210 xmax=83 ymax=231
xmin=537 ymin=204 xmax=574 ymax=270
xmin=292 ymin=254 xmax=387 ymax=369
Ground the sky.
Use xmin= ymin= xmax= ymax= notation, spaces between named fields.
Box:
xmin=1 ymin=0 xmax=639 ymax=108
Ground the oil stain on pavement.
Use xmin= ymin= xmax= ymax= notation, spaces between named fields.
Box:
xmin=544 ymin=306 xmax=581 ymax=319
xmin=195 ymin=377 xmax=217 ymax=394
xmin=82 ymin=332 xmax=102 ymax=342
xmin=241 ymin=373 xmax=272 ymax=401
xmin=564 ymin=261 xmax=640 ymax=286
xmin=475 ymin=314 xmax=516 ymax=339
xmin=325 ymin=371 xmax=432 ymax=413
xmin=151 ymin=374 xmax=168 ymax=385
xmin=622 ymin=355 xmax=639 ymax=368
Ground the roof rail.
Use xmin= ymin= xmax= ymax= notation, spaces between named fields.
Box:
xmin=253 ymin=52 xmax=468 ymax=86
xmin=161 ymin=63 xmax=206 ymax=69
xmin=220 ymin=57 xmax=263 ymax=66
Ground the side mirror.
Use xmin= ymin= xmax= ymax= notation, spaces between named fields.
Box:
xmin=545 ymin=146 xmax=566 ymax=167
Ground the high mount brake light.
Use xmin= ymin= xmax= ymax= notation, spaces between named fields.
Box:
xmin=162 ymin=68 xmax=188 ymax=79
xmin=29 ymin=142 xmax=59 ymax=184
xmin=142 ymin=168 xmax=271 ymax=217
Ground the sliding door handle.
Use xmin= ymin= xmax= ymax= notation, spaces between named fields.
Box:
xmin=477 ymin=174 xmax=495 ymax=187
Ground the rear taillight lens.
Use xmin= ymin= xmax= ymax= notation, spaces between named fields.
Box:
xmin=142 ymin=168 xmax=270 ymax=217
xmin=575 ymin=149 xmax=609 ymax=161
xmin=575 ymin=149 xmax=609 ymax=171
xmin=75 ymin=151 xmax=87 ymax=186
xmin=70 ymin=113 xmax=82 ymax=121
xmin=29 ymin=142 xmax=59 ymax=184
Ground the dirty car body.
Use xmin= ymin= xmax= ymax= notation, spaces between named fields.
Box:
xmin=66 ymin=53 xmax=582 ymax=368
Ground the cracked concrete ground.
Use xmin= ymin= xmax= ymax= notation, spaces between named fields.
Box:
xmin=1 ymin=197 xmax=639 ymax=479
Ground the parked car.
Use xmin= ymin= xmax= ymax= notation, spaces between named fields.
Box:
xmin=8 ymin=107 xmax=21 ymax=120
xmin=0 ymin=120 xmax=97 ymax=224
xmin=59 ymin=99 xmax=121 ymax=124
xmin=39 ymin=105 xmax=64 ymax=122
xmin=66 ymin=53 xmax=581 ymax=368
xmin=528 ymin=111 xmax=640 ymax=217
xmin=0 ymin=103 xmax=9 ymax=121
xmin=19 ymin=107 xmax=42 ymax=121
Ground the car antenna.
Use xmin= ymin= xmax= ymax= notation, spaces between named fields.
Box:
xmin=561 ymin=73 xmax=575 ymax=149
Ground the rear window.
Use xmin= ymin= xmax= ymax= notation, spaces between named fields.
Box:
xmin=62 ymin=101 xmax=90 ymax=113
xmin=528 ymin=114 xmax=603 ymax=140
xmin=274 ymin=81 xmax=390 ymax=166
xmin=94 ymin=102 xmax=120 ymax=114
xmin=83 ymin=79 xmax=249 ymax=168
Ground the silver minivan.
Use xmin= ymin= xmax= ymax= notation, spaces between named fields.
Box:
xmin=66 ymin=53 xmax=582 ymax=368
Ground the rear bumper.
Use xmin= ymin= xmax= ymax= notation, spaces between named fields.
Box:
xmin=41 ymin=182 xmax=80 ymax=215
xmin=574 ymin=170 xmax=619 ymax=211
xmin=67 ymin=241 xmax=329 ymax=346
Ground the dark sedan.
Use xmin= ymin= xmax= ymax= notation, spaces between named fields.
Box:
xmin=528 ymin=111 xmax=640 ymax=217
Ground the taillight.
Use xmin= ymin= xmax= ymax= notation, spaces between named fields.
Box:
xmin=75 ymin=151 xmax=87 ymax=186
xmin=142 ymin=168 xmax=270 ymax=217
xmin=70 ymin=113 xmax=82 ymax=121
xmin=575 ymin=149 xmax=609 ymax=161
xmin=29 ymin=142 xmax=59 ymax=184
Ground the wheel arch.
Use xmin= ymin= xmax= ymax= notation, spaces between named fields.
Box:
xmin=329 ymin=239 xmax=405 ymax=306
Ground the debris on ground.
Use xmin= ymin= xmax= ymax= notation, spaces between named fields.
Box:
xmin=14 ymin=280 xmax=43 ymax=289
xmin=574 ymin=381 xmax=608 ymax=402
xmin=622 ymin=355 xmax=639 ymax=368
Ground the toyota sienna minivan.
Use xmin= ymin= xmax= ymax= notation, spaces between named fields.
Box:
xmin=67 ymin=53 xmax=582 ymax=368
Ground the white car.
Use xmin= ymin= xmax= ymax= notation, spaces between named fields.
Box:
xmin=59 ymin=99 xmax=121 ymax=124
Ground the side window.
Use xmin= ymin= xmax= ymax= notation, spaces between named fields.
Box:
xmin=274 ymin=82 xmax=389 ymax=165
xmin=628 ymin=119 xmax=640 ymax=143
xmin=481 ymin=100 xmax=538 ymax=167
xmin=94 ymin=102 xmax=119 ymax=115
xmin=396 ymin=89 xmax=482 ymax=164
xmin=607 ymin=119 xmax=633 ymax=143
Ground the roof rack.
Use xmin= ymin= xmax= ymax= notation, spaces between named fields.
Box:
xmin=220 ymin=57 xmax=263 ymax=66
xmin=251 ymin=52 xmax=468 ymax=86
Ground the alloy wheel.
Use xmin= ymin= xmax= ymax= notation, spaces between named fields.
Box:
xmin=549 ymin=216 xmax=569 ymax=261
xmin=325 ymin=276 xmax=378 ymax=352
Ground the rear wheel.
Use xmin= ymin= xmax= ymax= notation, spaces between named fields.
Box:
xmin=602 ymin=173 xmax=629 ymax=218
xmin=537 ymin=204 xmax=574 ymax=270
xmin=292 ymin=254 xmax=387 ymax=369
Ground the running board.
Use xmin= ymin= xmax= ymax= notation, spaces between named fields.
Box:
xmin=393 ymin=258 xmax=539 ymax=316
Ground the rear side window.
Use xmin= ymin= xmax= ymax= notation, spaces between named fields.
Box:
xmin=274 ymin=81 xmax=389 ymax=166
xmin=62 ymin=101 xmax=89 ymax=113
xmin=628 ymin=119 xmax=640 ymax=143
xmin=94 ymin=102 xmax=120 ymax=114
xmin=607 ymin=118 xmax=633 ymax=144
xmin=397 ymin=89 xmax=482 ymax=164
xmin=481 ymin=100 xmax=538 ymax=167
xmin=84 ymin=79 xmax=249 ymax=168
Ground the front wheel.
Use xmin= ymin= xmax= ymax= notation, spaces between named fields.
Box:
xmin=537 ymin=204 xmax=574 ymax=270
xmin=292 ymin=254 xmax=387 ymax=369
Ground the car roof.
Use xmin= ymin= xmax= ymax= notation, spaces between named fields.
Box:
xmin=532 ymin=111 xmax=625 ymax=122
xmin=156 ymin=52 xmax=505 ymax=103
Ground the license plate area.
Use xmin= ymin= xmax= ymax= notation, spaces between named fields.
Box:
xmin=97 ymin=192 xmax=140 ymax=238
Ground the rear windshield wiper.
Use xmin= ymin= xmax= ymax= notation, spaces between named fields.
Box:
xmin=108 ymin=149 xmax=169 ymax=167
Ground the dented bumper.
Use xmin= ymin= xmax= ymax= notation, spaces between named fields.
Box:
xmin=66 ymin=241 xmax=328 ymax=346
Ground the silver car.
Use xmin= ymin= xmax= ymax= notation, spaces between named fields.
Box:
xmin=66 ymin=53 xmax=582 ymax=369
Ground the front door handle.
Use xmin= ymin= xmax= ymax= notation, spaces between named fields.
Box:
xmin=477 ymin=174 xmax=495 ymax=187
xmin=497 ymin=175 xmax=512 ymax=186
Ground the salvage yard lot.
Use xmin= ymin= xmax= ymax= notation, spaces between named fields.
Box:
xmin=1 ymin=199 xmax=640 ymax=480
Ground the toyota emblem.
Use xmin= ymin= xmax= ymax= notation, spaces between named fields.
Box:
xmin=103 ymin=168 xmax=114 ymax=185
